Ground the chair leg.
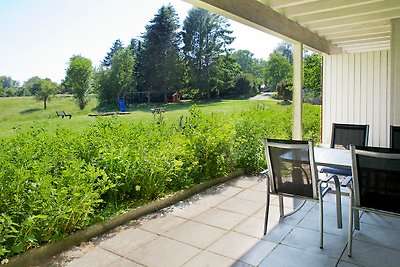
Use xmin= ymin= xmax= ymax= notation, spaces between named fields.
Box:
xmin=264 ymin=190 xmax=270 ymax=235
xmin=347 ymin=189 xmax=354 ymax=257
xmin=318 ymin=181 xmax=324 ymax=249
xmin=333 ymin=176 xmax=343 ymax=229
xmin=354 ymin=210 xmax=360 ymax=230
xmin=279 ymin=195 xmax=284 ymax=218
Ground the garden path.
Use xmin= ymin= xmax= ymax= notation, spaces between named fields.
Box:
xmin=49 ymin=175 xmax=400 ymax=267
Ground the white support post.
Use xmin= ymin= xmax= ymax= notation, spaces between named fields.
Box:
xmin=293 ymin=42 xmax=303 ymax=140
xmin=391 ymin=18 xmax=400 ymax=127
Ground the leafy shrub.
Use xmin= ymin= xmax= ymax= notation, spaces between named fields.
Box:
xmin=0 ymin=102 xmax=320 ymax=260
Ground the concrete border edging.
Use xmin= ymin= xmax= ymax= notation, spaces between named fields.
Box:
xmin=6 ymin=170 xmax=245 ymax=267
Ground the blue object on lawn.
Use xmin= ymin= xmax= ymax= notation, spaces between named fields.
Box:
xmin=119 ymin=98 xmax=126 ymax=112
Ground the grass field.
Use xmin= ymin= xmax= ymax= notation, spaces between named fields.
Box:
xmin=0 ymin=95 xmax=289 ymax=139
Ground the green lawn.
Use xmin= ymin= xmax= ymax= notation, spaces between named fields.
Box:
xmin=0 ymin=95 xmax=286 ymax=139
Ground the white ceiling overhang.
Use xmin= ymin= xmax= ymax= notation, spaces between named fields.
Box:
xmin=183 ymin=0 xmax=400 ymax=55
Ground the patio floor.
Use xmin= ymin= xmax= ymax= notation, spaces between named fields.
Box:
xmin=50 ymin=175 xmax=400 ymax=267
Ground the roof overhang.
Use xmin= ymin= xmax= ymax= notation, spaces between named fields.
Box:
xmin=183 ymin=0 xmax=400 ymax=55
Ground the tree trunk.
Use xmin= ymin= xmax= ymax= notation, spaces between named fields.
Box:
xmin=164 ymin=92 xmax=168 ymax=103
xmin=43 ymin=97 xmax=47 ymax=110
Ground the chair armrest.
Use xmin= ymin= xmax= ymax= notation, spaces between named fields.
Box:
xmin=319 ymin=174 xmax=338 ymax=183
xmin=341 ymin=176 xmax=353 ymax=187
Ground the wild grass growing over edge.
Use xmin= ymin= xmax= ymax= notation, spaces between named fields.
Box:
xmin=0 ymin=98 xmax=321 ymax=260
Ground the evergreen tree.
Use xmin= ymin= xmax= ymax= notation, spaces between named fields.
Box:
xmin=102 ymin=39 xmax=124 ymax=68
xmin=138 ymin=4 xmax=184 ymax=103
xmin=182 ymin=8 xmax=234 ymax=99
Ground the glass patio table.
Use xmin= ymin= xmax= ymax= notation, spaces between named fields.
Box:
xmin=280 ymin=147 xmax=351 ymax=169
xmin=314 ymin=147 xmax=351 ymax=170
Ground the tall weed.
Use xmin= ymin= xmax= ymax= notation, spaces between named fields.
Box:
xmin=0 ymin=103 xmax=320 ymax=260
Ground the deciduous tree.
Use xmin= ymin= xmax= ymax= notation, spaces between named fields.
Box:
xmin=303 ymin=53 xmax=322 ymax=101
xmin=264 ymin=53 xmax=292 ymax=93
xmin=64 ymin=55 xmax=93 ymax=110
xmin=34 ymin=78 xmax=57 ymax=110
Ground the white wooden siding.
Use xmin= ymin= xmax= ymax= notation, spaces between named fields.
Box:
xmin=322 ymin=50 xmax=390 ymax=147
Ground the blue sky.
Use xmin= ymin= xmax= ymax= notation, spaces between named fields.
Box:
xmin=0 ymin=0 xmax=281 ymax=84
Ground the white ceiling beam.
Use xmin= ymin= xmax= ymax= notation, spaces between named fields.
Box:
xmin=343 ymin=45 xmax=390 ymax=53
xmin=332 ymin=32 xmax=390 ymax=43
xmin=307 ymin=9 xmax=400 ymax=31
xmin=183 ymin=0 xmax=341 ymax=54
xmin=316 ymin=21 xmax=389 ymax=35
xmin=258 ymin=0 xmax=318 ymax=9
xmin=334 ymin=36 xmax=390 ymax=46
xmin=295 ymin=0 xmax=400 ymax=24
xmin=282 ymin=0 xmax=381 ymax=17
xmin=338 ymin=40 xmax=390 ymax=48
xmin=343 ymin=43 xmax=390 ymax=52
xmin=322 ymin=26 xmax=390 ymax=40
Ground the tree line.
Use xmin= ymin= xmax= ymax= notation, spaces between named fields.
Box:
xmin=0 ymin=4 xmax=322 ymax=110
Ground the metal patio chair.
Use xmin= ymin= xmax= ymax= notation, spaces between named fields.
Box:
xmin=320 ymin=123 xmax=369 ymax=177
xmin=262 ymin=139 xmax=342 ymax=249
xmin=390 ymin=125 xmax=400 ymax=149
xmin=344 ymin=145 xmax=400 ymax=257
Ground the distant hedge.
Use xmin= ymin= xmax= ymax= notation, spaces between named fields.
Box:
xmin=0 ymin=103 xmax=320 ymax=260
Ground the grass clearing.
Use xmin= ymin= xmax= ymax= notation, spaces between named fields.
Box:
xmin=0 ymin=95 xmax=289 ymax=139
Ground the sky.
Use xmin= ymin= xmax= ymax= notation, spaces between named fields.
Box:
xmin=0 ymin=0 xmax=282 ymax=84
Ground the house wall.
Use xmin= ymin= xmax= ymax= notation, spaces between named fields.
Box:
xmin=322 ymin=50 xmax=390 ymax=147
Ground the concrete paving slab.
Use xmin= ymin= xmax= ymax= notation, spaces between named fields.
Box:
xmin=124 ymin=236 xmax=200 ymax=267
xmin=217 ymin=197 xmax=264 ymax=216
xmin=192 ymin=207 xmax=247 ymax=230
xmin=207 ymin=232 xmax=260 ymax=260
xmin=99 ymin=228 xmax=158 ymax=256
xmin=65 ymin=247 xmax=120 ymax=267
xmin=163 ymin=220 xmax=227 ymax=249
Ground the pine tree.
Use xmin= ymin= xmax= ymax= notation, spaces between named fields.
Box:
xmin=138 ymin=4 xmax=183 ymax=103
xmin=182 ymin=8 xmax=234 ymax=99
xmin=102 ymin=39 xmax=124 ymax=68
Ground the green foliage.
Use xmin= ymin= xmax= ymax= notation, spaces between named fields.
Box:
xmin=0 ymin=76 xmax=23 ymax=97
xmin=102 ymin=39 xmax=124 ymax=68
xmin=34 ymin=78 xmax=58 ymax=110
xmin=273 ymin=42 xmax=293 ymax=64
xmin=303 ymin=53 xmax=322 ymax=101
xmin=64 ymin=55 xmax=93 ymax=110
xmin=138 ymin=4 xmax=184 ymax=103
xmin=233 ymin=73 xmax=258 ymax=97
xmin=182 ymin=8 xmax=234 ymax=99
xmin=263 ymin=53 xmax=292 ymax=94
xmin=0 ymin=99 xmax=321 ymax=260
xmin=95 ymin=48 xmax=136 ymax=108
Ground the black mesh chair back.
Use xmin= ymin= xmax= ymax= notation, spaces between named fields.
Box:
xmin=331 ymin=123 xmax=369 ymax=149
xmin=263 ymin=138 xmax=343 ymax=249
xmin=320 ymin=123 xmax=369 ymax=177
xmin=351 ymin=146 xmax=400 ymax=214
xmin=266 ymin=139 xmax=317 ymax=199
xmin=347 ymin=145 xmax=400 ymax=256
xmin=390 ymin=125 xmax=400 ymax=149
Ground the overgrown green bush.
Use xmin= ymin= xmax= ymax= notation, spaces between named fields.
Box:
xmin=0 ymin=103 xmax=320 ymax=260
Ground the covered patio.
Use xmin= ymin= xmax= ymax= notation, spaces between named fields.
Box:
xmin=42 ymin=1 xmax=400 ymax=266
xmin=52 ymin=175 xmax=400 ymax=267
xmin=183 ymin=0 xmax=400 ymax=145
